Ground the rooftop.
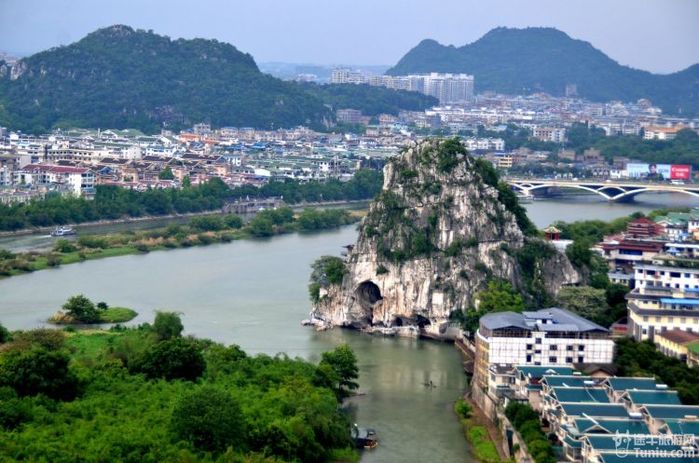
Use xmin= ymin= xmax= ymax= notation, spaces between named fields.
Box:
xmin=480 ymin=307 xmax=609 ymax=334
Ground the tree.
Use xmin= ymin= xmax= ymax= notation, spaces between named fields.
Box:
xmin=153 ymin=311 xmax=184 ymax=341
xmin=62 ymin=294 xmax=100 ymax=323
xmin=130 ymin=338 xmax=205 ymax=381
xmin=158 ymin=167 xmax=175 ymax=180
xmin=0 ymin=347 xmax=79 ymax=400
xmin=248 ymin=215 xmax=274 ymax=237
xmin=477 ymin=280 xmax=525 ymax=314
xmin=181 ymin=176 xmax=192 ymax=188
xmin=319 ymin=344 xmax=359 ymax=400
xmin=556 ymin=286 xmax=609 ymax=326
xmin=171 ymin=386 xmax=246 ymax=452
xmin=0 ymin=323 xmax=9 ymax=344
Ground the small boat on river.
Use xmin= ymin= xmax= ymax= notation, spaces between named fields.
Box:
xmin=352 ymin=424 xmax=378 ymax=449
xmin=50 ymin=226 xmax=76 ymax=237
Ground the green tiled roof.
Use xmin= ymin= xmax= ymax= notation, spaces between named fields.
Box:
xmin=585 ymin=434 xmax=684 ymax=451
xmin=516 ymin=365 xmax=575 ymax=379
xmin=644 ymin=405 xmax=699 ymax=420
xmin=572 ymin=418 xmax=649 ymax=436
xmin=604 ymin=377 xmax=658 ymax=392
xmin=601 ymin=455 xmax=697 ymax=463
xmin=560 ymin=402 xmax=629 ymax=418
xmin=542 ymin=375 xmax=594 ymax=388
xmin=625 ymin=390 xmax=681 ymax=406
xmin=662 ymin=420 xmax=699 ymax=436
xmin=551 ymin=387 xmax=610 ymax=403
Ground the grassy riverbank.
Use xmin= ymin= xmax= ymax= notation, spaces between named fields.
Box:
xmin=0 ymin=207 xmax=360 ymax=280
xmin=455 ymin=399 xmax=509 ymax=463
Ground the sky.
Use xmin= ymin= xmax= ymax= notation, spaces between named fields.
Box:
xmin=1 ymin=0 xmax=698 ymax=74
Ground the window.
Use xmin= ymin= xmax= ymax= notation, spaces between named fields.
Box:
xmin=566 ymin=345 xmax=573 ymax=351
xmin=566 ymin=357 xmax=573 ymax=363
xmin=550 ymin=345 xmax=558 ymax=351
xmin=526 ymin=355 xmax=532 ymax=362
xmin=577 ymin=356 xmax=584 ymax=363
xmin=578 ymin=345 xmax=585 ymax=351
xmin=526 ymin=344 xmax=533 ymax=350
xmin=535 ymin=338 xmax=542 ymax=344
xmin=549 ymin=356 xmax=557 ymax=363
xmin=535 ymin=350 xmax=541 ymax=354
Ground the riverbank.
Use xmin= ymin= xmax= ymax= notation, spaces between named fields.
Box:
xmin=0 ymin=199 xmax=370 ymax=238
xmin=0 ymin=207 xmax=360 ymax=280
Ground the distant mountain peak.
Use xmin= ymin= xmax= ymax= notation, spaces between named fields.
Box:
xmin=386 ymin=27 xmax=698 ymax=116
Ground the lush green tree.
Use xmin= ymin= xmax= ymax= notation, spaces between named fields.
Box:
xmin=0 ymin=323 xmax=9 ymax=344
xmin=62 ymin=294 xmax=100 ymax=323
xmin=615 ymin=338 xmax=699 ymax=404
xmin=158 ymin=167 xmax=175 ymax=180
xmin=130 ymin=337 xmax=205 ymax=381
xmin=152 ymin=311 xmax=184 ymax=341
xmin=0 ymin=347 xmax=79 ymax=400
xmin=188 ymin=215 xmax=225 ymax=232
xmin=247 ymin=215 xmax=274 ymax=237
xmin=171 ymin=386 xmax=246 ymax=452
xmin=223 ymin=214 xmax=243 ymax=229
xmin=556 ymin=286 xmax=610 ymax=326
xmin=477 ymin=280 xmax=525 ymax=314
xmin=318 ymin=344 xmax=359 ymax=400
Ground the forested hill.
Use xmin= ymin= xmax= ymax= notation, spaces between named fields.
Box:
xmin=0 ymin=25 xmax=434 ymax=134
xmin=386 ymin=27 xmax=699 ymax=116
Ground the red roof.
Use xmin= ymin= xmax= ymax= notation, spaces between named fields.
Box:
xmin=26 ymin=164 xmax=91 ymax=174
xmin=657 ymin=329 xmax=699 ymax=345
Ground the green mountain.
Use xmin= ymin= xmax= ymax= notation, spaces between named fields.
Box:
xmin=0 ymin=25 xmax=434 ymax=133
xmin=387 ymin=27 xmax=699 ymax=116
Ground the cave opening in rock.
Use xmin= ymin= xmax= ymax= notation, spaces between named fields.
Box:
xmin=355 ymin=280 xmax=382 ymax=307
xmin=416 ymin=315 xmax=431 ymax=328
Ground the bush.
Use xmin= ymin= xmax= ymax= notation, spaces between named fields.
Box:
xmin=130 ymin=338 xmax=205 ymax=381
xmin=0 ymin=323 xmax=10 ymax=344
xmin=223 ymin=214 xmax=243 ymax=229
xmin=189 ymin=216 xmax=225 ymax=232
xmin=62 ymin=294 xmax=100 ymax=323
xmin=153 ymin=311 xmax=184 ymax=341
xmin=0 ymin=392 xmax=33 ymax=430
xmin=171 ymin=386 xmax=246 ymax=452
xmin=53 ymin=239 xmax=77 ymax=253
xmin=77 ymin=236 xmax=109 ymax=249
xmin=376 ymin=264 xmax=389 ymax=275
xmin=454 ymin=399 xmax=472 ymax=419
xmin=46 ymin=254 xmax=61 ymax=267
xmin=0 ymin=347 xmax=79 ymax=400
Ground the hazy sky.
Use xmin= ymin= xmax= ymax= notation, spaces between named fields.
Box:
xmin=1 ymin=0 xmax=697 ymax=73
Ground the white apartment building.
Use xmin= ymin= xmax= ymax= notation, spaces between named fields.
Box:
xmin=474 ymin=308 xmax=614 ymax=389
xmin=628 ymin=262 xmax=699 ymax=341
xmin=14 ymin=164 xmax=95 ymax=195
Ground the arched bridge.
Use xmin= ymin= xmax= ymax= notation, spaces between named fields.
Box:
xmin=506 ymin=178 xmax=699 ymax=202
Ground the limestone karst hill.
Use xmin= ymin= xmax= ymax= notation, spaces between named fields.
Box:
xmin=308 ymin=138 xmax=579 ymax=338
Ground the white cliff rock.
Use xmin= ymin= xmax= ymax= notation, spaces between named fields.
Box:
xmin=310 ymin=139 xmax=579 ymax=338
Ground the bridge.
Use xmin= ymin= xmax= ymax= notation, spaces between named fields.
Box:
xmin=506 ymin=178 xmax=699 ymax=202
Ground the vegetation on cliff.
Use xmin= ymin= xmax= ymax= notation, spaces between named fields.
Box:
xmin=0 ymin=314 xmax=360 ymax=461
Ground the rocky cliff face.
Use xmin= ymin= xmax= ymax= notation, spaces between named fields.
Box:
xmin=308 ymin=139 xmax=579 ymax=338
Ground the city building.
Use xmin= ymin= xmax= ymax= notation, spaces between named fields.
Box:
xmin=532 ymin=126 xmax=566 ymax=143
xmin=627 ymin=262 xmax=699 ymax=341
xmin=473 ymin=308 xmax=614 ymax=390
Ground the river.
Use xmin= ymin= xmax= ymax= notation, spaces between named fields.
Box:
xmin=0 ymin=226 xmax=470 ymax=463
xmin=1 ymin=192 xmax=698 ymax=462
